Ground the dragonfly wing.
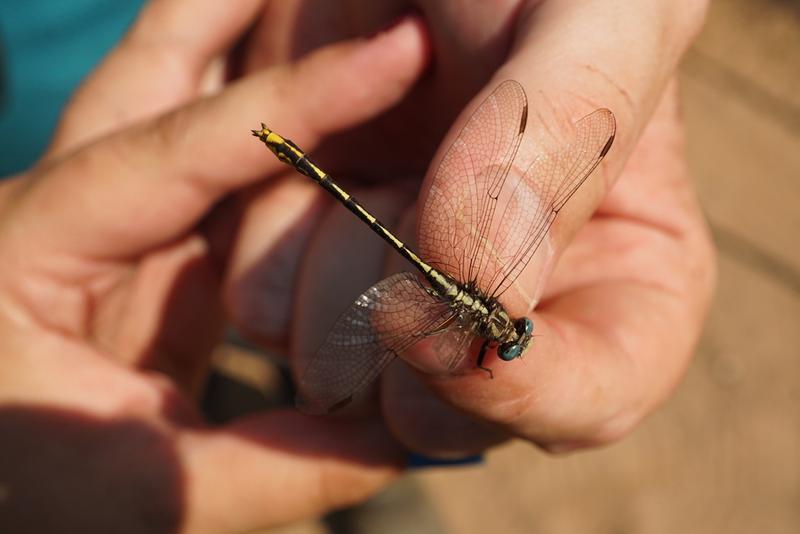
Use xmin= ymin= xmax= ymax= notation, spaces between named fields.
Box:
xmin=418 ymin=80 xmax=527 ymax=284
xmin=431 ymin=326 xmax=475 ymax=372
xmin=297 ymin=272 xmax=454 ymax=414
xmin=484 ymin=108 xmax=616 ymax=298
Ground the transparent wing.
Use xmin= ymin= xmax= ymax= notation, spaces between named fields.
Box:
xmin=431 ymin=325 xmax=475 ymax=372
xmin=297 ymin=272 xmax=455 ymax=414
xmin=485 ymin=108 xmax=616 ymax=298
xmin=418 ymin=80 xmax=527 ymax=285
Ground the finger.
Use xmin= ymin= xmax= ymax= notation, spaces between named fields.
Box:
xmin=385 ymin=81 xmax=715 ymax=451
xmin=115 ymin=234 xmax=224 ymax=387
xmin=416 ymin=0 xmax=706 ymax=317
xmin=180 ymin=411 xmax=404 ymax=531
xmin=509 ymin=0 xmax=707 ymax=145
xmin=9 ymin=16 xmax=428 ymax=260
xmin=292 ymin=187 xmax=415 ymax=379
xmin=221 ymin=175 xmax=322 ymax=348
xmin=50 ymin=0 xmax=265 ymax=155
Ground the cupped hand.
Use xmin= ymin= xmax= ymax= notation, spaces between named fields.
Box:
xmin=0 ymin=1 xmax=429 ymax=532
xmin=231 ymin=0 xmax=717 ymax=455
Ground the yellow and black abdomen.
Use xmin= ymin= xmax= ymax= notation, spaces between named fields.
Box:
xmin=253 ymin=124 xmax=435 ymax=279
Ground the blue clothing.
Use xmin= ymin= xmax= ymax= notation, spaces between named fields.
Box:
xmin=0 ymin=1 xmax=144 ymax=175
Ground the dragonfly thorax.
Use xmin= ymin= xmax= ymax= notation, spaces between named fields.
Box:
xmin=474 ymin=297 xmax=518 ymax=344
xmin=427 ymin=268 xmax=521 ymax=346
xmin=449 ymin=278 xmax=534 ymax=362
xmin=453 ymin=281 xmax=517 ymax=344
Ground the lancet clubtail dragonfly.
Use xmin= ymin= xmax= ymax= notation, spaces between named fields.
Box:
xmin=253 ymin=80 xmax=615 ymax=414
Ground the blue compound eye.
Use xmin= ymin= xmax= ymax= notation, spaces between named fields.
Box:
xmin=498 ymin=342 xmax=523 ymax=361
xmin=498 ymin=318 xmax=534 ymax=361
xmin=519 ymin=317 xmax=534 ymax=336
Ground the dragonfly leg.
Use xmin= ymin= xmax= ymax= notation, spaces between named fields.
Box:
xmin=476 ymin=340 xmax=494 ymax=379
xmin=426 ymin=313 xmax=458 ymax=336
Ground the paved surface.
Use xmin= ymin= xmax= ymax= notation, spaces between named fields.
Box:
xmin=239 ymin=1 xmax=799 ymax=532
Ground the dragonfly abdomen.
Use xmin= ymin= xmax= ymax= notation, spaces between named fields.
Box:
xmin=253 ymin=125 xmax=436 ymax=278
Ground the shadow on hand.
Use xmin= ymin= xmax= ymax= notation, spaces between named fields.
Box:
xmin=0 ymin=406 xmax=183 ymax=534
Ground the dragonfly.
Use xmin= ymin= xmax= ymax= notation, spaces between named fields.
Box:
xmin=253 ymin=80 xmax=616 ymax=414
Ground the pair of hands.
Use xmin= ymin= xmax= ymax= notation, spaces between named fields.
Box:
xmin=0 ymin=0 xmax=715 ymax=531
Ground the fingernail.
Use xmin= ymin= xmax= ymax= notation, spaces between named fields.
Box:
xmin=407 ymin=452 xmax=485 ymax=470
xmin=364 ymin=12 xmax=418 ymax=40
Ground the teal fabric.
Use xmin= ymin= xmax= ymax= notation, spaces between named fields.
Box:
xmin=0 ymin=1 xmax=144 ymax=175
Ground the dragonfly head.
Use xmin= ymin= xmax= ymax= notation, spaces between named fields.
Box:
xmin=498 ymin=317 xmax=534 ymax=361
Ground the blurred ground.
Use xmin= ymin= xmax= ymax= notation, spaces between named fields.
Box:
xmin=217 ymin=1 xmax=800 ymax=532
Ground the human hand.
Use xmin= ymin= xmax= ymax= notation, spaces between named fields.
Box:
xmin=230 ymin=0 xmax=717 ymax=455
xmin=0 ymin=1 xmax=429 ymax=532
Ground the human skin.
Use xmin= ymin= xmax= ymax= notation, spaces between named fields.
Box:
xmin=229 ymin=0 xmax=716 ymax=453
xmin=0 ymin=0 xmax=714 ymax=532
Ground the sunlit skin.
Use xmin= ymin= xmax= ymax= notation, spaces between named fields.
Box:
xmin=0 ymin=0 xmax=713 ymax=531
xmin=251 ymin=120 xmax=539 ymax=395
xmin=235 ymin=0 xmax=715 ymax=453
